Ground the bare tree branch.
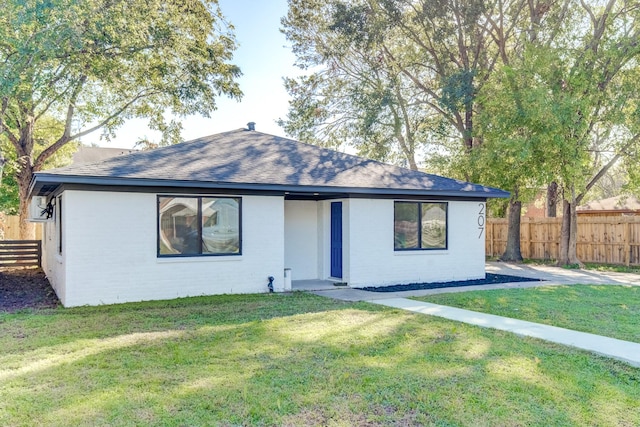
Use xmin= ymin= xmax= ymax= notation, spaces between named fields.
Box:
xmin=34 ymin=87 xmax=155 ymax=170
xmin=578 ymin=132 xmax=640 ymax=204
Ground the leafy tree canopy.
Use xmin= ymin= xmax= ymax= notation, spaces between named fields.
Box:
xmin=0 ymin=0 xmax=242 ymax=237
xmin=0 ymin=117 xmax=77 ymax=214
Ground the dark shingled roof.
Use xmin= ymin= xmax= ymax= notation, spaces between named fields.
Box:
xmin=31 ymin=129 xmax=509 ymax=199
xmin=72 ymin=146 xmax=138 ymax=165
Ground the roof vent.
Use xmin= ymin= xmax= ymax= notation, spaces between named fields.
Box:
xmin=247 ymin=122 xmax=256 ymax=131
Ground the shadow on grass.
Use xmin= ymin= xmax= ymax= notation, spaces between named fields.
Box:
xmin=1 ymin=297 xmax=639 ymax=426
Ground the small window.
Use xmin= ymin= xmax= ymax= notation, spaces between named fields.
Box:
xmin=57 ymin=196 xmax=63 ymax=254
xmin=394 ymin=201 xmax=447 ymax=250
xmin=158 ymin=196 xmax=241 ymax=256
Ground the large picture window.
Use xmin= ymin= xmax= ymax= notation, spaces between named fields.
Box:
xmin=158 ymin=196 xmax=241 ymax=256
xmin=394 ymin=201 xmax=447 ymax=250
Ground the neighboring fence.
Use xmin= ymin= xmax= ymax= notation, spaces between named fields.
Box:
xmin=486 ymin=216 xmax=640 ymax=266
xmin=0 ymin=215 xmax=43 ymax=240
xmin=0 ymin=240 xmax=42 ymax=268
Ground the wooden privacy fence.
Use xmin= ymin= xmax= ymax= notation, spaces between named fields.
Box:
xmin=0 ymin=215 xmax=43 ymax=240
xmin=486 ymin=216 xmax=640 ymax=266
xmin=0 ymin=240 xmax=42 ymax=268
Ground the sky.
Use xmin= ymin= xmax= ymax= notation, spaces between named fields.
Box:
xmin=85 ymin=0 xmax=299 ymax=148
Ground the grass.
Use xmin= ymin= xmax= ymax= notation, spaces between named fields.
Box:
xmin=416 ymin=285 xmax=640 ymax=343
xmin=510 ymin=258 xmax=640 ymax=274
xmin=1 ymin=292 xmax=639 ymax=426
xmin=581 ymin=263 xmax=640 ymax=274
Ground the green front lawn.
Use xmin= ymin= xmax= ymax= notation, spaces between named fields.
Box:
xmin=1 ymin=292 xmax=639 ymax=426
xmin=416 ymin=285 xmax=640 ymax=343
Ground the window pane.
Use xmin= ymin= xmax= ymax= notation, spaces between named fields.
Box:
xmin=421 ymin=203 xmax=447 ymax=249
xmin=202 ymin=197 xmax=240 ymax=254
xmin=57 ymin=196 xmax=62 ymax=254
xmin=394 ymin=202 xmax=419 ymax=249
xmin=159 ymin=197 xmax=199 ymax=255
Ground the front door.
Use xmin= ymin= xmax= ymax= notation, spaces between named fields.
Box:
xmin=330 ymin=202 xmax=343 ymax=278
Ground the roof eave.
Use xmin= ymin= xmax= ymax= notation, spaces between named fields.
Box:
xmin=31 ymin=174 xmax=511 ymax=199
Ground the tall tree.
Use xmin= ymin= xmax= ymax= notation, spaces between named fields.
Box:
xmin=0 ymin=0 xmax=241 ymax=238
xmin=282 ymin=0 xmax=568 ymax=262
xmin=472 ymin=0 xmax=575 ymax=261
xmin=281 ymin=0 xmax=564 ymax=167
xmin=474 ymin=45 xmax=572 ymax=261
xmin=546 ymin=0 xmax=640 ymax=265
xmin=280 ymin=1 xmax=438 ymax=169
xmin=281 ymin=0 xmax=513 ymax=171
xmin=476 ymin=0 xmax=640 ymax=264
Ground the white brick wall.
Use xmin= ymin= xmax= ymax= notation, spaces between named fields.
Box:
xmin=47 ymin=190 xmax=285 ymax=307
xmin=42 ymin=190 xmax=487 ymax=305
xmin=346 ymin=199 xmax=486 ymax=286
xmin=284 ymin=200 xmax=319 ymax=280
xmin=42 ymin=211 xmax=66 ymax=302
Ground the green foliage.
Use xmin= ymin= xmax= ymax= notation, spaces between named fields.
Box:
xmin=283 ymin=0 xmax=640 ymax=209
xmin=473 ymin=47 xmax=571 ymax=203
xmin=278 ymin=74 xmax=350 ymax=151
xmin=0 ymin=155 xmax=19 ymax=215
xmin=0 ymin=0 xmax=241 ymax=142
xmin=470 ymin=0 xmax=640 ymax=218
xmin=0 ymin=0 xmax=241 ymax=227
xmin=533 ymin=2 xmax=640 ymax=201
xmin=439 ymin=69 xmax=477 ymax=115
xmin=0 ymin=117 xmax=77 ymax=214
xmin=281 ymin=0 xmax=463 ymax=169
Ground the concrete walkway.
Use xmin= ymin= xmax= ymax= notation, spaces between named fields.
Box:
xmin=308 ymin=262 xmax=640 ymax=367
xmin=370 ymin=298 xmax=640 ymax=368
xmin=306 ymin=261 xmax=640 ymax=301
xmin=485 ymin=261 xmax=640 ymax=286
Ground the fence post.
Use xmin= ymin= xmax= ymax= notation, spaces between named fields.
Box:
xmin=37 ymin=240 xmax=42 ymax=268
xmin=490 ymin=221 xmax=495 ymax=257
xmin=624 ymin=221 xmax=631 ymax=267
xmin=528 ymin=219 xmax=533 ymax=258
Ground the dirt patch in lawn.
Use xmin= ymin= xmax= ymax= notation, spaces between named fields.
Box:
xmin=0 ymin=267 xmax=59 ymax=312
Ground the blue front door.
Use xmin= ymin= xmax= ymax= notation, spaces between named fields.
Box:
xmin=331 ymin=202 xmax=343 ymax=278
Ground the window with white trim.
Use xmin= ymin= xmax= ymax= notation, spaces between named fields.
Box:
xmin=394 ymin=201 xmax=447 ymax=250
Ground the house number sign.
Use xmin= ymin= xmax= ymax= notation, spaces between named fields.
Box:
xmin=478 ymin=203 xmax=485 ymax=239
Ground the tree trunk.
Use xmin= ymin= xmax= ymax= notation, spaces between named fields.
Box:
xmin=463 ymin=103 xmax=474 ymax=152
xmin=407 ymin=153 xmax=418 ymax=171
xmin=500 ymin=198 xmax=523 ymax=262
xmin=17 ymin=165 xmax=36 ymax=240
xmin=0 ymin=150 xmax=5 ymax=183
xmin=567 ymin=188 xmax=582 ymax=266
xmin=558 ymin=198 xmax=570 ymax=265
xmin=546 ymin=182 xmax=558 ymax=217
xmin=558 ymin=192 xmax=583 ymax=266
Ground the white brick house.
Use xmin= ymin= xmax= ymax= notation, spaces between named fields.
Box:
xmin=30 ymin=127 xmax=508 ymax=307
